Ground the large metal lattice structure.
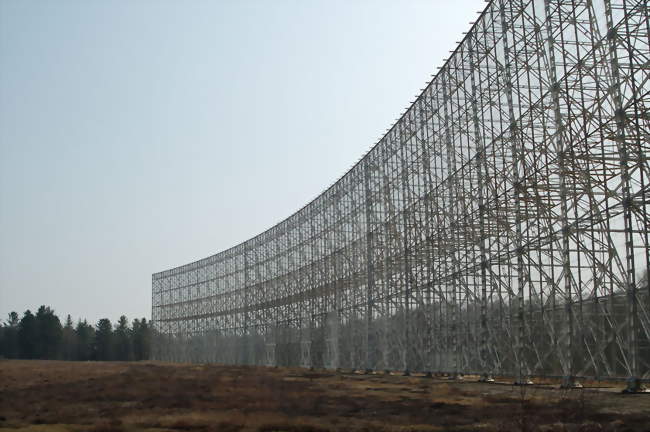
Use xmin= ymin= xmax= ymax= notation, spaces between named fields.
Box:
xmin=152 ymin=0 xmax=649 ymax=389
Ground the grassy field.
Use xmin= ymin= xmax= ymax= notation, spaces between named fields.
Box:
xmin=0 ymin=360 xmax=648 ymax=432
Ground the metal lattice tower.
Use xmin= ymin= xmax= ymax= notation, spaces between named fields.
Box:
xmin=152 ymin=0 xmax=649 ymax=389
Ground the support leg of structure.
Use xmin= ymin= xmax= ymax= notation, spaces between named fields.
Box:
xmin=623 ymin=377 xmax=648 ymax=394
xmin=514 ymin=377 xmax=533 ymax=386
xmin=560 ymin=375 xmax=583 ymax=389
xmin=478 ymin=373 xmax=495 ymax=383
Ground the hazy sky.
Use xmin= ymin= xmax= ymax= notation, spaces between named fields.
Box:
xmin=1 ymin=0 xmax=485 ymax=325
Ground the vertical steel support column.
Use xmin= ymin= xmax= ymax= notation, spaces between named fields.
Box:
xmin=604 ymin=0 xmax=641 ymax=392
xmin=363 ymin=161 xmax=375 ymax=372
xmin=499 ymin=0 xmax=529 ymax=385
xmin=418 ymin=95 xmax=435 ymax=376
xmin=468 ymin=31 xmax=493 ymax=383
xmin=542 ymin=0 xmax=577 ymax=389
xmin=243 ymin=248 xmax=250 ymax=365
xmin=441 ymin=69 xmax=460 ymax=379
xmin=399 ymin=125 xmax=412 ymax=375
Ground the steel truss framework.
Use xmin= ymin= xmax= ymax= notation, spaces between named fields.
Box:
xmin=153 ymin=0 xmax=650 ymax=387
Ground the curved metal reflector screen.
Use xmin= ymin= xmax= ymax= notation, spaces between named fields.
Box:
xmin=152 ymin=0 xmax=650 ymax=384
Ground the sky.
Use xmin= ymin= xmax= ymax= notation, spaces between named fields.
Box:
xmin=0 ymin=0 xmax=486 ymax=325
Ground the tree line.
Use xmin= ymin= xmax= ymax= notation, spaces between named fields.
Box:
xmin=0 ymin=306 xmax=151 ymax=361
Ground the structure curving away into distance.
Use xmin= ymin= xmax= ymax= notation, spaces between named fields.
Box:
xmin=153 ymin=0 xmax=649 ymax=390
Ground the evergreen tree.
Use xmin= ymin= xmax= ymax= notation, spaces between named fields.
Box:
xmin=1 ymin=312 xmax=20 ymax=358
xmin=141 ymin=318 xmax=151 ymax=360
xmin=18 ymin=310 xmax=37 ymax=359
xmin=132 ymin=318 xmax=142 ymax=360
xmin=3 ymin=306 xmax=151 ymax=362
xmin=62 ymin=314 xmax=77 ymax=360
xmin=114 ymin=315 xmax=132 ymax=361
xmin=132 ymin=318 xmax=151 ymax=361
xmin=35 ymin=306 xmax=63 ymax=359
xmin=8 ymin=311 xmax=19 ymax=326
xmin=75 ymin=319 xmax=95 ymax=361
xmin=94 ymin=318 xmax=113 ymax=361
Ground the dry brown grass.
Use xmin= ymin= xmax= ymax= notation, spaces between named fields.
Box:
xmin=0 ymin=360 xmax=647 ymax=432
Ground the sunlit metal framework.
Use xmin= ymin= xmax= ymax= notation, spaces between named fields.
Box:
xmin=153 ymin=0 xmax=649 ymax=389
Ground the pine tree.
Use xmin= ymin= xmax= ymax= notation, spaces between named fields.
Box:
xmin=75 ymin=319 xmax=95 ymax=361
xmin=132 ymin=318 xmax=151 ymax=361
xmin=114 ymin=315 xmax=132 ymax=361
xmin=140 ymin=318 xmax=151 ymax=360
xmin=18 ymin=310 xmax=37 ymax=359
xmin=35 ymin=306 xmax=63 ymax=359
xmin=1 ymin=312 xmax=20 ymax=358
xmin=62 ymin=314 xmax=77 ymax=360
xmin=94 ymin=319 xmax=113 ymax=361
xmin=4 ymin=306 xmax=151 ymax=362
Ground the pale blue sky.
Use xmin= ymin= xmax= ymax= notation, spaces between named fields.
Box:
xmin=1 ymin=0 xmax=484 ymax=324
